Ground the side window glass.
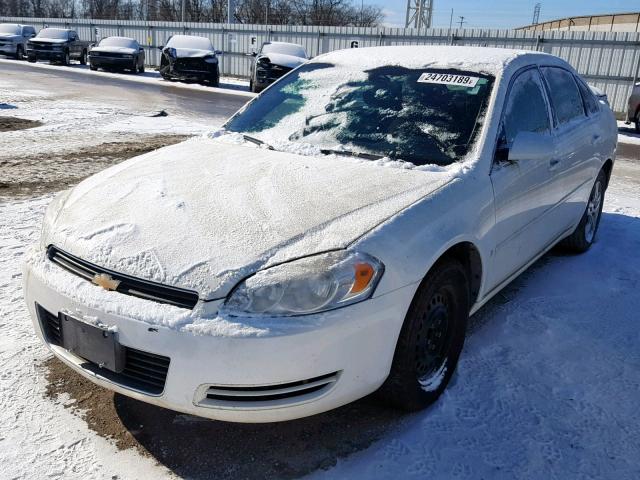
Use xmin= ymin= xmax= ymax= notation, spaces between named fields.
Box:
xmin=499 ymin=68 xmax=550 ymax=151
xmin=576 ymin=78 xmax=600 ymax=116
xmin=541 ymin=67 xmax=585 ymax=125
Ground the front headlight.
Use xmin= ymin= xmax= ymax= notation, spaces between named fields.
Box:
xmin=223 ymin=251 xmax=384 ymax=317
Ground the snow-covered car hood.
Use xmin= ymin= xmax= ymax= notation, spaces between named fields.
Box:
xmin=46 ymin=137 xmax=455 ymax=300
xmin=91 ymin=45 xmax=137 ymax=55
xmin=259 ymin=52 xmax=306 ymax=69
xmin=173 ymin=48 xmax=214 ymax=58
xmin=30 ymin=38 xmax=68 ymax=44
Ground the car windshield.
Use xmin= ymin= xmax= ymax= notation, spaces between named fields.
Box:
xmin=37 ymin=28 xmax=68 ymax=39
xmin=99 ymin=37 xmax=137 ymax=49
xmin=225 ymin=62 xmax=494 ymax=166
xmin=166 ymin=35 xmax=212 ymax=51
xmin=262 ymin=42 xmax=306 ymax=58
xmin=0 ymin=24 xmax=21 ymax=35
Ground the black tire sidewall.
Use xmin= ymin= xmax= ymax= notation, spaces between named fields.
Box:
xmin=378 ymin=260 xmax=469 ymax=410
xmin=16 ymin=45 xmax=23 ymax=59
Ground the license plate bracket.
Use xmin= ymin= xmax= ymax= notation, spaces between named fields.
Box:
xmin=60 ymin=314 xmax=125 ymax=373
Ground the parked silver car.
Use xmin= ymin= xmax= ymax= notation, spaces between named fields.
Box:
xmin=0 ymin=23 xmax=36 ymax=59
xmin=628 ymin=82 xmax=640 ymax=132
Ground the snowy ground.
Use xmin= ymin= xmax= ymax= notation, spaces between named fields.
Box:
xmin=1 ymin=67 xmax=640 ymax=478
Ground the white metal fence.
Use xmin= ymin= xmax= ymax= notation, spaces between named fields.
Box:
xmin=2 ymin=16 xmax=639 ymax=115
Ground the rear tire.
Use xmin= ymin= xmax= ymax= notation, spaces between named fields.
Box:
xmin=27 ymin=55 xmax=36 ymax=63
xmin=377 ymin=259 xmax=469 ymax=411
xmin=61 ymin=50 xmax=70 ymax=66
xmin=89 ymin=63 xmax=97 ymax=71
xmin=635 ymin=111 xmax=639 ymax=133
xmin=560 ymin=169 xmax=607 ymax=253
xmin=80 ymin=49 xmax=87 ymax=65
xmin=15 ymin=45 xmax=24 ymax=60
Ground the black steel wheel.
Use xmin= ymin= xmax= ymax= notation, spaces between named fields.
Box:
xmin=15 ymin=44 xmax=24 ymax=60
xmin=377 ymin=259 xmax=469 ymax=411
xmin=80 ymin=49 xmax=87 ymax=65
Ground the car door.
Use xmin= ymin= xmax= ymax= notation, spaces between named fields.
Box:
xmin=68 ymin=31 xmax=79 ymax=56
xmin=487 ymin=66 xmax=563 ymax=291
xmin=541 ymin=67 xmax=605 ymax=228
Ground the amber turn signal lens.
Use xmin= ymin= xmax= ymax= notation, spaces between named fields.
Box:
xmin=350 ymin=263 xmax=375 ymax=294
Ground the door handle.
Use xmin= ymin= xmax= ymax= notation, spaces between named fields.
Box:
xmin=591 ymin=134 xmax=601 ymax=145
xmin=549 ymin=158 xmax=560 ymax=170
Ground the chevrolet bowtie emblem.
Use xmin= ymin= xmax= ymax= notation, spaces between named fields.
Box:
xmin=92 ymin=273 xmax=121 ymax=291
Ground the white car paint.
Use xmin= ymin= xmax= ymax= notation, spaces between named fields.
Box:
xmin=24 ymin=46 xmax=617 ymax=422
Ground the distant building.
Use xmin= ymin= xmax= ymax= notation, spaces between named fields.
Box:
xmin=517 ymin=12 xmax=640 ymax=32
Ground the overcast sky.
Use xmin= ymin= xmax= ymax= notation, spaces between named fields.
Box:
xmin=377 ymin=0 xmax=638 ymax=28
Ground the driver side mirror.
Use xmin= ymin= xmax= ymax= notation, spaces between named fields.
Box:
xmin=214 ymin=50 xmax=223 ymax=56
xmin=157 ymin=45 xmax=164 ymax=50
xmin=246 ymin=51 xmax=257 ymax=57
xmin=503 ymin=131 xmax=554 ymax=164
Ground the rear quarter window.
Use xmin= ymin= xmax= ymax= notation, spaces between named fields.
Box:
xmin=541 ymin=67 xmax=585 ymax=125
xmin=575 ymin=78 xmax=600 ymax=116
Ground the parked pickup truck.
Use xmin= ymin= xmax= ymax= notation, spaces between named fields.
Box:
xmin=27 ymin=28 xmax=91 ymax=65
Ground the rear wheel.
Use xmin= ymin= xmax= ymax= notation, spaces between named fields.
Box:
xmin=61 ymin=50 xmax=70 ymax=66
xmin=80 ymin=49 xmax=87 ymax=65
xmin=15 ymin=45 xmax=24 ymax=60
xmin=560 ymin=169 xmax=607 ymax=253
xmin=377 ymin=259 xmax=469 ymax=411
xmin=27 ymin=55 xmax=36 ymax=63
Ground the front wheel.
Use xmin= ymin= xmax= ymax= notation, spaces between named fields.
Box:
xmin=377 ymin=259 xmax=469 ymax=411
xmin=27 ymin=55 xmax=36 ymax=63
xmin=15 ymin=45 xmax=24 ymax=60
xmin=635 ymin=112 xmax=639 ymax=133
xmin=560 ymin=169 xmax=607 ymax=253
xmin=80 ymin=50 xmax=87 ymax=65
xmin=61 ymin=50 xmax=70 ymax=66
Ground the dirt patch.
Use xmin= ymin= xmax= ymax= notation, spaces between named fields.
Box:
xmin=43 ymin=356 xmax=406 ymax=479
xmin=0 ymin=135 xmax=188 ymax=197
xmin=0 ymin=116 xmax=42 ymax=132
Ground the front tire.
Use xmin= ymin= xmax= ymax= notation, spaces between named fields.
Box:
xmin=61 ymin=50 xmax=70 ymax=66
xmin=377 ymin=259 xmax=469 ymax=411
xmin=80 ymin=49 xmax=87 ymax=65
xmin=27 ymin=55 xmax=36 ymax=63
xmin=15 ymin=45 xmax=24 ymax=60
xmin=89 ymin=62 xmax=97 ymax=71
xmin=560 ymin=169 xmax=607 ymax=253
xmin=635 ymin=111 xmax=640 ymax=133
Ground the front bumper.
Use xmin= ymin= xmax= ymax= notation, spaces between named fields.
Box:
xmin=27 ymin=49 xmax=64 ymax=61
xmin=90 ymin=56 xmax=135 ymax=68
xmin=24 ymin=249 xmax=414 ymax=422
xmin=0 ymin=43 xmax=17 ymax=54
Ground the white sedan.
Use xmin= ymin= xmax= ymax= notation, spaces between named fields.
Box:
xmin=24 ymin=46 xmax=617 ymax=423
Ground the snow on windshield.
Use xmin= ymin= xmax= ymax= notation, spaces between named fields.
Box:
xmin=0 ymin=24 xmax=21 ymax=35
xmin=99 ymin=36 xmax=138 ymax=49
xmin=226 ymin=60 xmax=494 ymax=167
xmin=37 ymin=28 xmax=69 ymax=39
xmin=166 ymin=35 xmax=213 ymax=51
xmin=262 ymin=42 xmax=306 ymax=59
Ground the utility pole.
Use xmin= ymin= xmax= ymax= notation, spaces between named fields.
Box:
xmin=458 ymin=16 xmax=466 ymax=28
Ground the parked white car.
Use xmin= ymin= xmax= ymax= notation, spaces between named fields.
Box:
xmin=24 ymin=46 xmax=617 ymax=423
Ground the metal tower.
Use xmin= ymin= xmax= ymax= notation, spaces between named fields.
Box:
xmin=532 ymin=3 xmax=541 ymax=25
xmin=405 ymin=0 xmax=434 ymax=29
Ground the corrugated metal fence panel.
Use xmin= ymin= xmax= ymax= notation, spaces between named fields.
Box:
xmin=2 ymin=16 xmax=639 ymax=113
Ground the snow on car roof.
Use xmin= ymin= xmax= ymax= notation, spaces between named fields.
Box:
xmin=262 ymin=41 xmax=307 ymax=58
xmin=314 ymin=45 xmax=553 ymax=76
xmin=166 ymin=34 xmax=213 ymax=51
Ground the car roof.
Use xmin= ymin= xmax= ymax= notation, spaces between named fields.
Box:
xmin=314 ymin=45 xmax=566 ymax=77
xmin=265 ymin=41 xmax=304 ymax=48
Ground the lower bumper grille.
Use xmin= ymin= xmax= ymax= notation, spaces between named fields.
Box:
xmin=36 ymin=304 xmax=170 ymax=395
xmin=198 ymin=372 xmax=340 ymax=408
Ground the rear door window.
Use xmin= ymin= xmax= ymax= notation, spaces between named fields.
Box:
xmin=575 ymin=78 xmax=600 ymax=116
xmin=541 ymin=67 xmax=585 ymax=126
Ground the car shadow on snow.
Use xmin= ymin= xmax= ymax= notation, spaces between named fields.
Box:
xmin=113 ymin=392 xmax=410 ymax=479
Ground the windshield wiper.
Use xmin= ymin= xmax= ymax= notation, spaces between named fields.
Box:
xmin=241 ymin=134 xmax=275 ymax=150
xmin=320 ymin=148 xmax=386 ymax=160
